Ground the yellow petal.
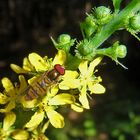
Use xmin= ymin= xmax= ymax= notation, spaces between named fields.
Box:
xmin=47 ymin=86 xmax=59 ymax=98
xmin=58 ymin=84 xmax=70 ymax=90
xmin=3 ymin=112 xmax=16 ymax=131
xmin=71 ymin=103 xmax=84 ymax=112
xmin=46 ymin=109 xmax=65 ymax=128
xmin=0 ymin=93 xmax=9 ymax=104
xmin=20 ymin=96 xmax=37 ymax=108
xmin=48 ymin=93 xmax=75 ymax=105
xmin=18 ymin=75 xmax=28 ymax=94
xmin=41 ymin=121 xmax=49 ymax=133
xmin=23 ymin=57 xmax=35 ymax=71
xmin=28 ymin=75 xmax=40 ymax=85
xmin=28 ymin=53 xmax=48 ymax=71
xmin=79 ymin=86 xmax=90 ymax=109
xmin=0 ymin=101 xmax=16 ymax=113
xmin=88 ymin=57 xmax=102 ymax=75
xmin=25 ymin=111 xmax=44 ymax=128
xmin=11 ymin=129 xmax=29 ymax=140
xmin=79 ymin=61 xmax=88 ymax=75
xmin=1 ymin=77 xmax=15 ymax=96
xmin=59 ymin=79 xmax=80 ymax=90
xmin=53 ymin=50 xmax=66 ymax=65
xmin=62 ymin=70 xmax=79 ymax=79
xmin=10 ymin=64 xmax=28 ymax=74
xmin=90 ymin=83 xmax=106 ymax=94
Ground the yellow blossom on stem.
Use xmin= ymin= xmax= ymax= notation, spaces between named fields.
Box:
xmin=10 ymin=50 xmax=66 ymax=74
xmin=0 ymin=75 xmax=27 ymax=113
xmin=0 ymin=112 xmax=16 ymax=139
xmin=0 ymin=112 xmax=28 ymax=140
xmin=78 ymin=57 xmax=106 ymax=109
xmin=10 ymin=50 xmax=67 ymax=109
xmin=58 ymin=57 xmax=105 ymax=109
xmin=25 ymin=85 xmax=75 ymax=129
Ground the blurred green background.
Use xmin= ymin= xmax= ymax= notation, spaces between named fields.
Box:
xmin=0 ymin=0 xmax=140 ymax=140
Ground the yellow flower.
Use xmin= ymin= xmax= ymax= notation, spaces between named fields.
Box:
xmin=0 ymin=112 xmax=16 ymax=139
xmin=78 ymin=57 xmax=105 ymax=109
xmin=58 ymin=57 xmax=105 ymax=109
xmin=10 ymin=50 xmax=66 ymax=74
xmin=25 ymin=105 xmax=65 ymax=129
xmin=10 ymin=50 xmax=67 ymax=109
xmin=0 ymin=75 xmax=27 ymax=113
xmin=10 ymin=52 xmax=49 ymax=73
xmin=0 ymin=112 xmax=29 ymax=140
xmin=25 ymin=86 xmax=75 ymax=129
xmin=0 ymin=112 xmax=28 ymax=140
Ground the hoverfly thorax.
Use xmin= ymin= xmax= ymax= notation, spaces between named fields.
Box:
xmin=24 ymin=64 xmax=65 ymax=101
xmin=47 ymin=64 xmax=65 ymax=82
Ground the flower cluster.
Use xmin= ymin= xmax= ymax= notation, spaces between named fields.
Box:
xmin=0 ymin=0 xmax=137 ymax=138
xmin=0 ymin=50 xmax=105 ymax=139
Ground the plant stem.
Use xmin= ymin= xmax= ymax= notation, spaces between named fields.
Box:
xmin=90 ymin=0 xmax=140 ymax=49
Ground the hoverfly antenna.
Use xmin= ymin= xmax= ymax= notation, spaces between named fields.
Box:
xmin=54 ymin=64 xmax=65 ymax=75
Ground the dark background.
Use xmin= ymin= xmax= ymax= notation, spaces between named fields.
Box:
xmin=0 ymin=0 xmax=140 ymax=140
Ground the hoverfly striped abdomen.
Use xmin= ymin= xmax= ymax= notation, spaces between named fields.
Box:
xmin=25 ymin=64 xmax=65 ymax=100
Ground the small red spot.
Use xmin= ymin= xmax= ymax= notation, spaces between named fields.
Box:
xmin=54 ymin=64 xmax=65 ymax=75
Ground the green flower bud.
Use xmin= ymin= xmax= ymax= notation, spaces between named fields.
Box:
xmin=85 ymin=16 xmax=96 ymax=27
xmin=95 ymin=6 xmax=111 ymax=19
xmin=129 ymin=14 xmax=140 ymax=30
xmin=58 ymin=34 xmax=71 ymax=44
xmin=76 ymin=39 xmax=96 ymax=60
xmin=96 ymin=41 xmax=127 ymax=69
xmin=94 ymin=6 xmax=112 ymax=25
xmin=51 ymin=34 xmax=75 ymax=52
xmin=84 ymin=16 xmax=97 ymax=37
xmin=80 ymin=15 xmax=97 ymax=37
xmin=111 ymin=41 xmax=127 ymax=59
xmin=115 ymin=45 xmax=127 ymax=58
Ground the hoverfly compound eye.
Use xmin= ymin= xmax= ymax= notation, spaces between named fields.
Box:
xmin=54 ymin=64 xmax=65 ymax=75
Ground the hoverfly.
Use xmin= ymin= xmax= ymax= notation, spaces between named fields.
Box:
xmin=24 ymin=64 xmax=65 ymax=100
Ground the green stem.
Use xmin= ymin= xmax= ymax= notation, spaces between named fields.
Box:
xmin=90 ymin=0 xmax=140 ymax=49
